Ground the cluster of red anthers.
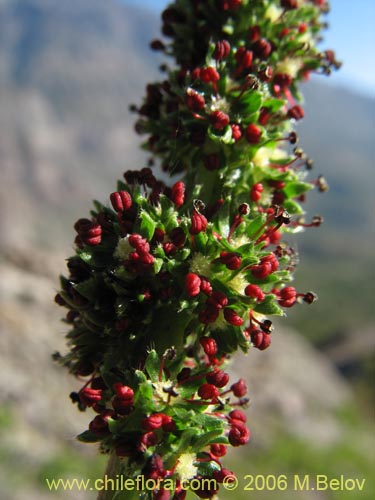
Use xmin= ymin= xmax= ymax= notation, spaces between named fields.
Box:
xmin=56 ymin=1 xmax=338 ymax=498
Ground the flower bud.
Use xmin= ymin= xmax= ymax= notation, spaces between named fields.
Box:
xmin=244 ymin=284 xmax=265 ymax=302
xmin=224 ymin=308 xmax=244 ymax=326
xmin=200 ymin=337 xmax=218 ymax=357
xmin=142 ymin=413 xmax=164 ymax=431
xmin=198 ymin=383 xmax=219 ymax=401
xmin=228 ymin=423 xmax=250 ymax=446
xmin=110 ymin=191 xmax=132 ymax=212
xmin=250 ymin=183 xmax=264 ymax=202
xmin=231 ymin=378 xmax=247 ymax=397
xmin=186 ymin=89 xmax=205 ymax=111
xmin=220 ymin=251 xmax=242 ymax=270
xmin=79 ymin=387 xmax=102 ymax=407
xmin=206 ymin=291 xmax=228 ymax=309
xmin=229 ymin=409 xmax=247 ymax=422
xmin=190 ymin=210 xmax=208 ymax=235
xmin=278 ymin=286 xmax=297 ymax=307
xmin=210 ymin=110 xmax=230 ymax=130
xmin=185 ymin=273 xmax=201 ymax=297
xmin=245 ymin=123 xmax=262 ymax=144
xmin=210 ymin=444 xmax=227 ymax=457
xmin=213 ymin=40 xmax=231 ymax=60
xmin=206 ymin=369 xmax=229 ymax=388
xmin=171 ymin=181 xmax=185 ymax=208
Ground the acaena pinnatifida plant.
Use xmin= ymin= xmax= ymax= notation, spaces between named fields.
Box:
xmin=54 ymin=1 xmax=340 ymax=499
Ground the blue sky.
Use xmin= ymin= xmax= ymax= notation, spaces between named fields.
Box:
xmin=121 ymin=0 xmax=374 ymax=98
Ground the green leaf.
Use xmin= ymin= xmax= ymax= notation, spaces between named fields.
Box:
xmin=235 ymin=91 xmax=262 ymax=116
xmin=246 ymin=214 xmax=266 ymax=238
xmin=140 ymin=211 xmax=156 ymax=240
xmin=77 ymin=430 xmax=100 ymax=443
xmin=153 ymin=258 xmax=164 ymax=274
xmin=262 ymin=97 xmax=286 ymax=113
xmin=207 ymin=125 xmax=233 ymax=144
xmin=196 ymin=459 xmax=221 ymax=476
xmin=134 ymin=381 xmax=154 ymax=413
xmin=192 ymin=426 xmax=223 ymax=452
xmin=283 ymin=199 xmax=305 ymax=215
xmin=283 ymin=181 xmax=313 ymax=198
xmin=254 ymin=295 xmax=284 ymax=316
xmin=74 ymin=278 xmax=97 ymax=302
xmin=144 ymin=350 xmax=161 ymax=382
xmin=193 ymin=231 xmax=208 ymax=253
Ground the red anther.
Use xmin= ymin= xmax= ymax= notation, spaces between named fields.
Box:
xmin=89 ymin=410 xmax=115 ymax=436
xmin=280 ymin=27 xmax=290 ymax=37
xmin=113 ymin=383 xmax=134 ymax=401
xmin=231 ymin=378 xmax=247 ymax=397
xmin=231 ymin=123 xmax=242 ymax=142
xmin=228 ymin=423 xmax=250 ymax=446
xmin=163 ymin=242 xmax=176 ymax=256
xmin=200 ymin=277 xmax=212 ymax=296
xmin=273 ymin=73 xmax=293 ymax=90
xmin=112 ymin=396 xmax=134 ymax=414
xmin=235 ymin=46 xmax=253 ymax=70
xmin=278 ymin=286 xmax=297 ymax=307
xmin=245 ymin=123 xmax=262 ymax=144
xmin=214 ymin=468 xmax=236 ymax=484
xmin=206 ymin=291 xmax=228 ymax=309
xmin=229 ymin=409 xmax=247 ymax=422
xmin=142 ymin=414 xmax=164 ymax=431
xmin=252 ymin=38 xmax=272 ymax=59
xmin=171 ymin=181 xmax=185 ymax=208
xmin=200 ymin=67 xmax=220 ymax=84
xmin=219 ymin=0 xmax=242 ymax=11
xmin=213 ymin=39 xmax=231 ymax=60
xmin=110 ymin=191 xmax=132 ymax=212
xmin=190 ymin=210 xmax=208 ymax=235
xmin=186 ymin=88 xmax=205 ymax=111
xmin=198 ymin=383 xmax=219 ymax=401
xmin=249 ymin=25 xmax=261 ymax=42
xmin=219 ymin=251 xmax=242 ymax=270
xmin=139 ymin=253 xmax=155 ymax=265
xmin=250 ymin=330 xmax=271 ymax=350
xmin=250 ymin=183 xmax=264 ymax=202
xmin=161 ymin=414 xmax=175 ymax=432
xmin=224 ymin=308 xmax=244 ymax=326
xmin=210 ymin=444 xmax=227 ymax=457
xmin=250 ymin=262 xmax=272 ymax=279
xmin=287 ymin=105 xmax=305 ymax=120
xmin=261 ymin=253 xmax=279 ymax=272
xmin=206 ymin=369 xmax=229 ymax=388
xmin=200 ymin=337 xmax=218 ymax=357
xmin=210 ymin=110 xmax=230 ymax=130
xmin=244 ymin=284 xmax=265 ymax=302
xmin=281 ymin=0 xmax=298 ymax=9
xmin=79 ymin=387 xmax=102 ymax=407
xmin=199 ymin=306 xmax=219 ymax=324
xmin=152 ymin=228 xmax=165 ymax=243
xmin=258 ymin=107 xmax=271 ymax=126
xmin=185 ymin=273 xmax=201 ymax=297
xmin=139 ymin=431 xmax=158 ymax=449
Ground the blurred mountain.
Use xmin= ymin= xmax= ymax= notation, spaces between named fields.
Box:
xmin=0 ymin=0 xmax=373 ymax=254
xmin=0 ymin=1 xmax=373 ymax=498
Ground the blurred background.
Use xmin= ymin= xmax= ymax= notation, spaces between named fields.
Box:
xmin=0 ymin=0 xmax=373 ymax=499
